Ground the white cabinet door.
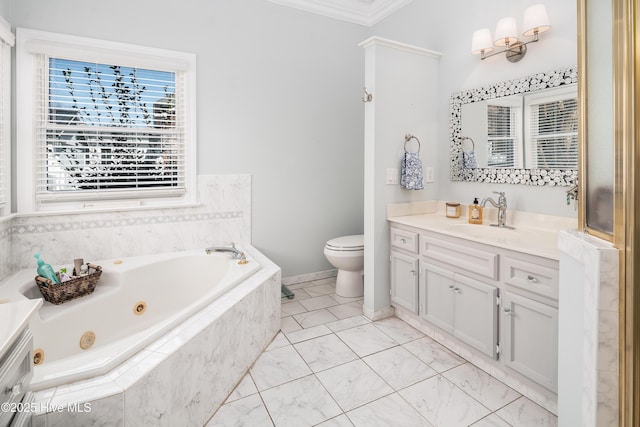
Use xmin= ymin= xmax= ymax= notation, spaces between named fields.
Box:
xmin=421 ymin=262 xmax=455 ymax=333
xmin=390 ymin=251 xmax=419 ymax=314
xmin=453 ymin=273 xmax=498 ymax=359
xmin=501 ymin=291 xmax=558 ymax=392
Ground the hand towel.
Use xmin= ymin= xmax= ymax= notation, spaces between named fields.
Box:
xmin=463 ymin=150 xmax=478 ymax=168
xmin=461 ymin=137 xmax=477 ymax=169
xmin=400 ymin=151 xmax=424 ymax=190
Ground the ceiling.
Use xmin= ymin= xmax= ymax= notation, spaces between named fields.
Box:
xmin=265 ymin=0 xmax=415 ymax=26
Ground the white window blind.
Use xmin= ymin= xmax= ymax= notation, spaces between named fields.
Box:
xmin=0 ymin=18 xmax=13 ymax=217
xmin=35 ymin=56 xmax=187 ymax=202
xmin=486 ymin=104 xmax=521 ymax=168
xmin=525 ymin=86 xmax=578 ymax=169
xmin=17 ymin=28 xmax=196 ymax=213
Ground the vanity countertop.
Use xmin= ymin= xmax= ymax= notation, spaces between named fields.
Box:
xmin=388 ymin=201 xmax=577 ymax=260
xmin=0 ymin=299 xmax=42 ymax=355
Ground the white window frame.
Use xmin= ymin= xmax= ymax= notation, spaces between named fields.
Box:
xmin=485 ymin=96 xmax=523 ymax=169
xmin=524 ymin=85 xmax=578 ymax=170
xmin=16 ymin=28 xmax=197 ymax=213
xmin=0 ymin=17 xmax=13 ymax=218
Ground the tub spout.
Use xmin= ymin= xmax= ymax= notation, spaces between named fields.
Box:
xmin=205 ymin=243 xmax=247 ymax=262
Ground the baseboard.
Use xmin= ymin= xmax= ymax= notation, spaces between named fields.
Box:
xmin=362 ymin=304 xmax=395 ymax=321
xmin=281 ymin=269 xmax=337 ymax=286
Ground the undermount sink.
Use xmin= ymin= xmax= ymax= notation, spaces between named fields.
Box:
xmin=450 ymin=222 xmax=514 ymax=233
xmin=445 ymin=222 xmax=557 ymax=245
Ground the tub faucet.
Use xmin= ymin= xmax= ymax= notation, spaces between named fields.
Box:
xmin=481 ymin=191 xmax=513 ymax=229
xmin=205 ymin=243 xmax=247 ymax=262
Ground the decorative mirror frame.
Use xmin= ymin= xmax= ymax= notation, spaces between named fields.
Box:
xmin=450 ymin=66 xmax=578 ymax=186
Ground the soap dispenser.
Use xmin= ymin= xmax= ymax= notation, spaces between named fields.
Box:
xmin=34 ymin=253 xmax=60 ymax=285
xmin=468 ymin=197 xmax=483 ymax=224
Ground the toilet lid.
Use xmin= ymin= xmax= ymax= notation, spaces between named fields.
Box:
xmin=326 ymin=235 xmax=364 ymax=251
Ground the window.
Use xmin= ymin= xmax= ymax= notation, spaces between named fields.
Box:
xmin=524 ymin=85 xmax=578 ymax=169
xmin=17 ymin=29 xmax=196 ymax=212
xmin=486 ymin=97 xmax=523 ymax=168
xmin=0 ymin=17 xmax=13 ymax=218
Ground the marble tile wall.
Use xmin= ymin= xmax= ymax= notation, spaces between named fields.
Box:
xmin=0 ymin=174 xmax=251 ymax=283
xmin=32 ymin=246 xmax=281 ymax=426
xmin=0 ymin=216 xmax=10 ymax=282
xmin=558 ymin=229 xmax=619 ymax=427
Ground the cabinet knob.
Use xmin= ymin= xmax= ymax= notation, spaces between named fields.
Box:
xmin=400 ymin=238 xmax=406 ymax=244
xmin=503 ymin=308 xmax=512 ymax=316
xmin=448 ymin=285 xmax=455 ymax=292
xmin=5 ymin=382 xmax=22 ymax=396
xmin=409 ymin=270 xmax=416 ymax=276
xmin=527 ymin=275 xmax=538 ymax=283
xmin=453 ymin=287 xmax=461 ymax=294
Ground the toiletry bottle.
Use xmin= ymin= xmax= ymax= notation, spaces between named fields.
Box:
xmin=468 ymin=197 xmax=483 ymax=224
xmin=73 ymin=258 xmax=84 ymax=276
xmin=34 ymin=253 xmax=60 ymax=284
xmin=59 ymin=267 xmax=71 ymax=282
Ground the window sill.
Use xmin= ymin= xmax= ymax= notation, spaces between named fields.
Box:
xmin=15 ymin=201 xmax=204 ymax=219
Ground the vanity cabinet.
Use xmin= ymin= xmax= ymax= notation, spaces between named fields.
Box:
xmin=0 ymin=330 xmax=34 ymax=427
xmin=420 ymin=263 xmax=455 ymax=332
xmin=421 ymin=263 xmax=498 ymax=359
xmin=388 ymin=224 xmax=559 ymax=393
xmin=449 ymin=272 xmax=498 ymax=359
xmin=0 ymin=300 xmax=41 ymax=427
xmin=501 ymin=291 xmax=558 ymax=393
xmin=500 ymin=252 xmax=560 ymax=393
xmin=389 ymin=228 xmax=420 ymax=314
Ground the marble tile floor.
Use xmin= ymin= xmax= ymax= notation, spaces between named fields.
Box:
xmin=207 ymin=278 xmax=558 ymax=427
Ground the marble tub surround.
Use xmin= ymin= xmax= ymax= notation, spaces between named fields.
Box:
xmin=0 ymin=174 xmax=250 ymax=281
xmin=0 ymin=215 xmax=11 ymax=283
xmin=210 ymin=277 xmax=558 ymax=426
xmin=558 ymin=230 xmax=618 ymax=427
xmin=31 ymin=246 xmax=281 ymax=427
xmin=388 ymin=201 xmax=577 ymax=259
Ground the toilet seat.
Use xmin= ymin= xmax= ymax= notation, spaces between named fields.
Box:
xmin=325 ymin=235 xmax=364 ymax=252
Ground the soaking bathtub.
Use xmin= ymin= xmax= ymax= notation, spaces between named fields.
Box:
xmin=0 ymin=245 xmax=281 ymax=425
xmin=0 ymin=248 xmax=265 ymax=390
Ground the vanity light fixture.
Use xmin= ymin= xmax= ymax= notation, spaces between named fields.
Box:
xmin=471 ymin=4 xmax=551 ymax=63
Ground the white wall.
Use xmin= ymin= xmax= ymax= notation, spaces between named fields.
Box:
xmin=373 ymin=0 xmax=579 ymax=218
xmin=361 ymin=38 xmax=441 ymax=316
xmin=0 ymin=0 xmax=9 ymax=22
xmin=6 ymin=0 xmax=579 ymax=280
xmin=8 ymin=0 xmax=369 ymax=278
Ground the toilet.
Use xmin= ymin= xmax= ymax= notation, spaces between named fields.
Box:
xmin=323 ymin=234 xmax=364 ymax=298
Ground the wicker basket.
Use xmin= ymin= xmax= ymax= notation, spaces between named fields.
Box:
xmin=35 ymin=263 xmax=102 ymax=305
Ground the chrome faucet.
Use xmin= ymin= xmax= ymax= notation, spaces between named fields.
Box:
xmin=205 ymin=243 xmax=247 ymax=262
xmin=481 ymin=191 xmax=513 ymax=228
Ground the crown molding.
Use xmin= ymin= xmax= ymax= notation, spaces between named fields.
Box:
xmin=265 ymin=0 xmax=415 ymax=26
xmin=358 ymin=36 xmax=442 ymax=58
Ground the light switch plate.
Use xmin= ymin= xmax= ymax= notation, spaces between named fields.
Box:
xmin=425 ymin=167 xmax=434 ymax=183
xmin=386 ymin=168 xmax=399 ymax=185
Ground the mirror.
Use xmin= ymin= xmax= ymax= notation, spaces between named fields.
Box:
xmin=450 ymin=67 xmax=578 ymax=186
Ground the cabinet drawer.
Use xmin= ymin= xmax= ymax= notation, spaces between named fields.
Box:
xmin=421 ymin=234 xmax=498 ymax=280
xmin=502 ymin=256 xmax=558 ymax=300
xmin=390 ymin=228 xmax=419 ymax=253
xmin=0 ymin=331 xmax=33 ymax=427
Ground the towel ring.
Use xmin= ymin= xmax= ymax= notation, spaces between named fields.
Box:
xmin=460 ymin=136 xmax=475 ymax=153
xmin=404 ymin=134 xmax=421 ymax=153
